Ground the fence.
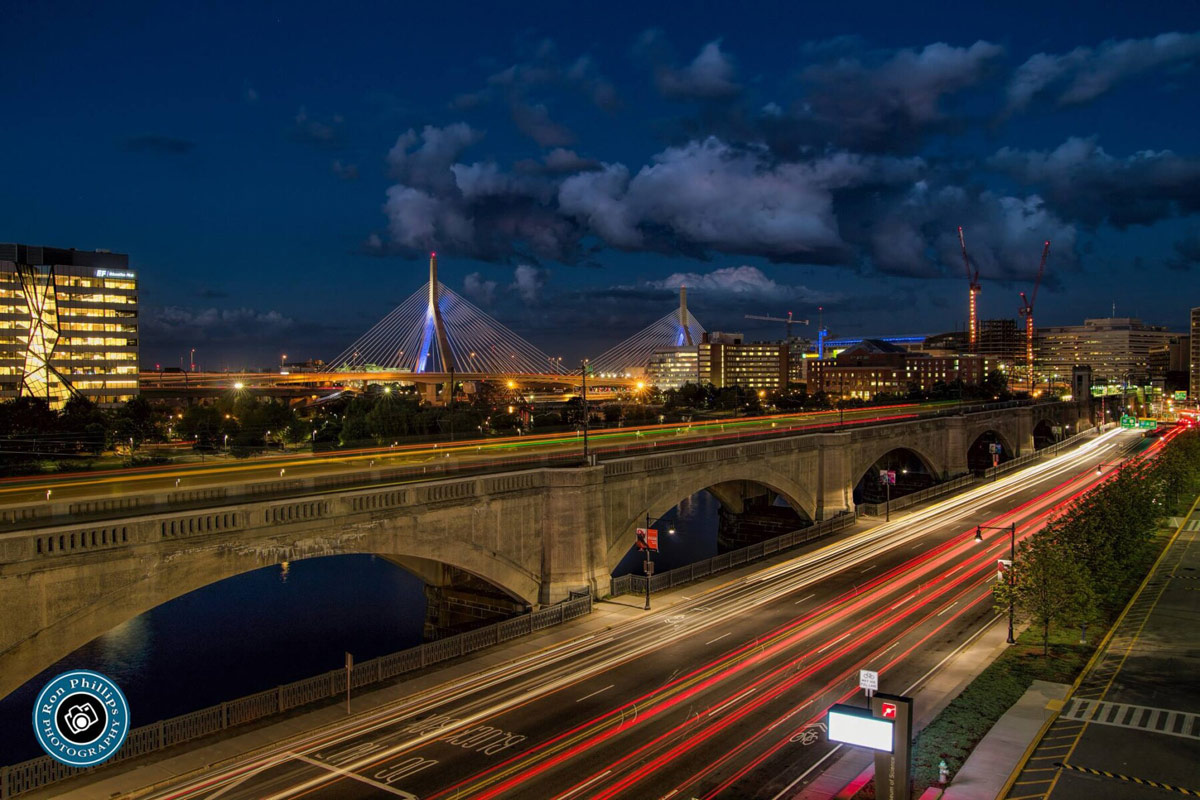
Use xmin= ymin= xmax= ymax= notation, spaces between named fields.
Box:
xmin=609 ymin=512 xmax=855 ymax=597
xmin=0 ymin=593 xmax=593 ymax=799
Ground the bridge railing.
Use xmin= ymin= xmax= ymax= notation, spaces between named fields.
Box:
xmin=856 ymin=473 xmax=975 ymax=517
xmin=0 ymin=592 xmax=593 ymax=800
xmin=0 ymin=399 xmax=1061 ymax=534
xmin=610 ymin=512 xmax=855 ymax=597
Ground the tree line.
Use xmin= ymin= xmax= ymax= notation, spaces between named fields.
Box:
xmin=995 ymin=429 xmax=1200 ymax=654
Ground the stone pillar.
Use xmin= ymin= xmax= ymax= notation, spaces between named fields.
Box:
xmin=538 ymin=466 xmax=609 ymax=605
xmin=815 ymin=433 xmax=852 ymax=519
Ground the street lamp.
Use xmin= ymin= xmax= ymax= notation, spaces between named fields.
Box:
xmin=975 ymin=523 xmax=1017 ymax=644
xmin=639 ymin=513 xmax=660 ymax=611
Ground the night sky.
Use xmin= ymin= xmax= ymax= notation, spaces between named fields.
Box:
xmin=3 ymin=1 xmax=1198 ymax=369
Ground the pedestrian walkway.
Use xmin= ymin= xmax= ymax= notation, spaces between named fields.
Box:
xmin=1001 ymin=497 xmax=1200 ymax=800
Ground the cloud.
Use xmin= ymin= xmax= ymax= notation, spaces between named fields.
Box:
xmin=122 ymin=135 xmax=196 ymax=155
xmin=795 ymin=40 xmax=1004 ymax=151
xmin=989 ymin=137 xmax=1200 ymax=227
xmin=558 ymin=138 xmax=923 ymax=263
xmin=641 ymin=265 xmax=840 ymax=303
xmin=510 ymin=101 xmax=574 ymax=146
xmin=291 ymin=107 xmax=345 ymax=147
xmin=1007 ymin=32 xmax=1200 ymax=111
xmin=515 ymin=148 xmax=602 ymax=174
xmin=332 ymin=160 xmax=359 ymax=181
xmin=655 ymin=39 xmax=741 ymax=100
xmin=1166 ymin=229 xmax=1200 ymax=271
xmin=143 ymin=306 xmax=294 ymax=343
xmin=463 ymin=272 xmax=498 ymax=304
xmin=866 ymin=182 xmax=1078 ymax=281
xmin=511 ymin=264 xmax=546 ymax=303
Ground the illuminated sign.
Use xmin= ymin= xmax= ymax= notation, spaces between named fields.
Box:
xmin=95 ymin=269 xmax=135 ymax=279
xmin=826 ymin=704 xmax=894 ymax=752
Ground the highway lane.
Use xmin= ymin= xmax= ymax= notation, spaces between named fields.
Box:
xmin=0 ymin=402 xmax=950 ymax=510
xmin=125 ymin=427 xmax=1157 ymax=800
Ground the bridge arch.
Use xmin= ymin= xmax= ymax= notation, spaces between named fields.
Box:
xmin=966 ymin=428 xmax=1016 ymax=472
xmin=607 ymin=463 xmax=818 ymax=573
xmin=852 ymin=440 xmax=946 ymax=489
xmin=0 ymin=530 xmax=539 ymax=703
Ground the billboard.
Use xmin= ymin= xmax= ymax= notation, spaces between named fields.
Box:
xmin=826 ymin=705 xmax=894 ymax=752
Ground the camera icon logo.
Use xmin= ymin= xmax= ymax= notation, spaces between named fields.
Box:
xmin=63 ymin=703 xmax=100 ymax=736
xmin=33 ymin=670 xmax=130 ymax=767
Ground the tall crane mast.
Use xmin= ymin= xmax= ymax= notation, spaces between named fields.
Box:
xmin=1019 ymin=240 xmax=1050 ymax=394
xmin=744 ymin=311 xmax=810 ymax=340
xmin=958 ymin=226 xmax=981 ymax=353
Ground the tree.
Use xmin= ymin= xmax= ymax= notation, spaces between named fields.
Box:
xmin=994 ymin=531 xmax=1093 ymax=655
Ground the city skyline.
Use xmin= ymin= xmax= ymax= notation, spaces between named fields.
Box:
xmin=2 ymin=2 xmax=1198 ymax=369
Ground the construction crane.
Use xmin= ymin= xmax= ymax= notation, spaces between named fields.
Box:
xmin=958 ymin=226 xmax=981 ymax=353
xmin=1019 ymin=240 xmax=1051 ymax=394
xmin=816 ymin=306 xmax=829 ymax=358
xmin=744 ymin=311 xmax=809 ymax=340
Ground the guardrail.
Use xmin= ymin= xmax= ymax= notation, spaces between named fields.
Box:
xmin=0 ymin=592 xmax=593 ymax=799
xmin=0 ymin=399 xmax=1063 ymax=534
xmin=610 ymin=512 xmax=855 ymax=597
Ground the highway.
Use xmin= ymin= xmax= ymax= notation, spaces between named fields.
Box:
xmin=118 ymin=426 xmax=1165 ymax=800
xmin=0 ymin=402 xmax=956 ymax=512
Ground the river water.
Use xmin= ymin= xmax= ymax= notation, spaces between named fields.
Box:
xmin=0 ymin=491 xmax=720 ymax=763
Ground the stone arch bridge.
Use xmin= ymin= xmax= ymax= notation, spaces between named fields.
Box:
xmin=0 ymin=402 xmax=1089 ymax=700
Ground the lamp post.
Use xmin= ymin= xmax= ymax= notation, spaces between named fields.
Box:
xmin=581 ymin=359 xmax=590 ymax=463
xmin=975 ymin=523 xmax=1017 ymax=644
xmin=638 ymin=514 xmax=660 ymax=611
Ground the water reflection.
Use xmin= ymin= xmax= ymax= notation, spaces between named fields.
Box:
xmin=0 ymin=554 xmax=426 ymax=763
xmin=612 ymin=490 xmax=721 ymax=576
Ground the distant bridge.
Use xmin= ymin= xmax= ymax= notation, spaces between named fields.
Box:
xmin=0 ymin=400 xmax=1091 ymax=700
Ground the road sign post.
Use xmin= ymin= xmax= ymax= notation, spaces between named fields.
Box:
xmin=859 ymin=669 xmax=878 ymax=699
xmin=872 ymin=693 xmax=913 ymax=800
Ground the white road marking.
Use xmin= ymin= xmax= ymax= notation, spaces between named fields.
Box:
xmin=794 ymin=593 xmax=816 ymax=604
xmin=554 ymin=770 xmax=612 ymax=800
xmin=859 ymin=563 xmax=876 ymax=573
xmin=291 ymin=754 xmax=414 ymax=797
xmin=936 ymin=601 xmax=959 ymax=617
xmin=705 ymin=632 xmax=732 ymax=645
xmin=817 ymin=632 xmax=852 ymax=654
xmin=890 ymin=593 xmax=916 ymax=610
xmin=575 ymin=685 xmax=614 ymax=703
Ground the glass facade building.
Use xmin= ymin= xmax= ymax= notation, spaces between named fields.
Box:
xmin=0 ymin=243 xmax=138 ymax=408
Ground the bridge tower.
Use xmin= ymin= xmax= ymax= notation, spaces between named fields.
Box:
xmin=416 ymin=252 xmax=456 ymax=373
xmin=679 ymin=286 xmax=694 ymax=346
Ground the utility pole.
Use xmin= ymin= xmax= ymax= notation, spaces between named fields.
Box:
xmin=581 ymin=359 xmax=590 ymax=463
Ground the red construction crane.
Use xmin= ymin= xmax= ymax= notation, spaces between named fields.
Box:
xmin=1019 ymin=240 xmax=1051 ymax=394
xmin=958 ymin=226 xmax=981 ymax=353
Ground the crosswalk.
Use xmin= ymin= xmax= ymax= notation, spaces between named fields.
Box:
xmin=1061 ymin=698 xmax=1200 ymax=740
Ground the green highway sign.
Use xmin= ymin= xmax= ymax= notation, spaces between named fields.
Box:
xmin=1175 ymin=391 xmax=1188 ymax=401
xmin=1137 ymin=418 xmax=1158 ymax=430
xmin=1120 ymin=414 xmax=1136 ymax=429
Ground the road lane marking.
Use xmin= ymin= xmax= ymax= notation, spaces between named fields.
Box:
xmin=936 ymin=601 xmax=958 ymax=616
xmin=890 ymin=593 xmax=916 ymax=610
xmin=291 ymin=754 xmax=415 ymax=796
xmin=705 ymin=632 xmax=731 ymax=645
xmin=575 ymin=685 xmax=614 ymax=703
xmin=816 ymin=632 xmax=852 ymax=654
xmin=554 ymin=770 xmax=612 ymax=799
xmin=859 ymin=563 xmax=876 ymax=573
xmin=794 ymin=593 xmax=816 ymax=604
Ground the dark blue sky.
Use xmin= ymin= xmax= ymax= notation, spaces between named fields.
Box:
xmin=3 ymin=1 xmax=1198 ymax=369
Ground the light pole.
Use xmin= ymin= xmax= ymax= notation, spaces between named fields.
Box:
xmin=975 ymin=523 xmax=1017 ymax=644
xmin=581 ymin=359 xmax=590 ymax=463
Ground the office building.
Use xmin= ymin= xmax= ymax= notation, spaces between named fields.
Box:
xmin=1148 ymin=335 xmax=1190 ymax=394
xmin=1036 ymin=317 xmax=1179 ymax=387
xmin=978 ymin=318 xmax=1022 ymax=363
xmin=646 ymin=346 xmax=699 ymax=390
xmin=698 ymin=332 xmax=788 ymax=391
xmin=1192 ymin=308 xmax=1200 ymax=400
xmin=809 ymin=339 xmax=993 ymax=400
xmin=0 ymin=243 xmax=139 ymax=408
